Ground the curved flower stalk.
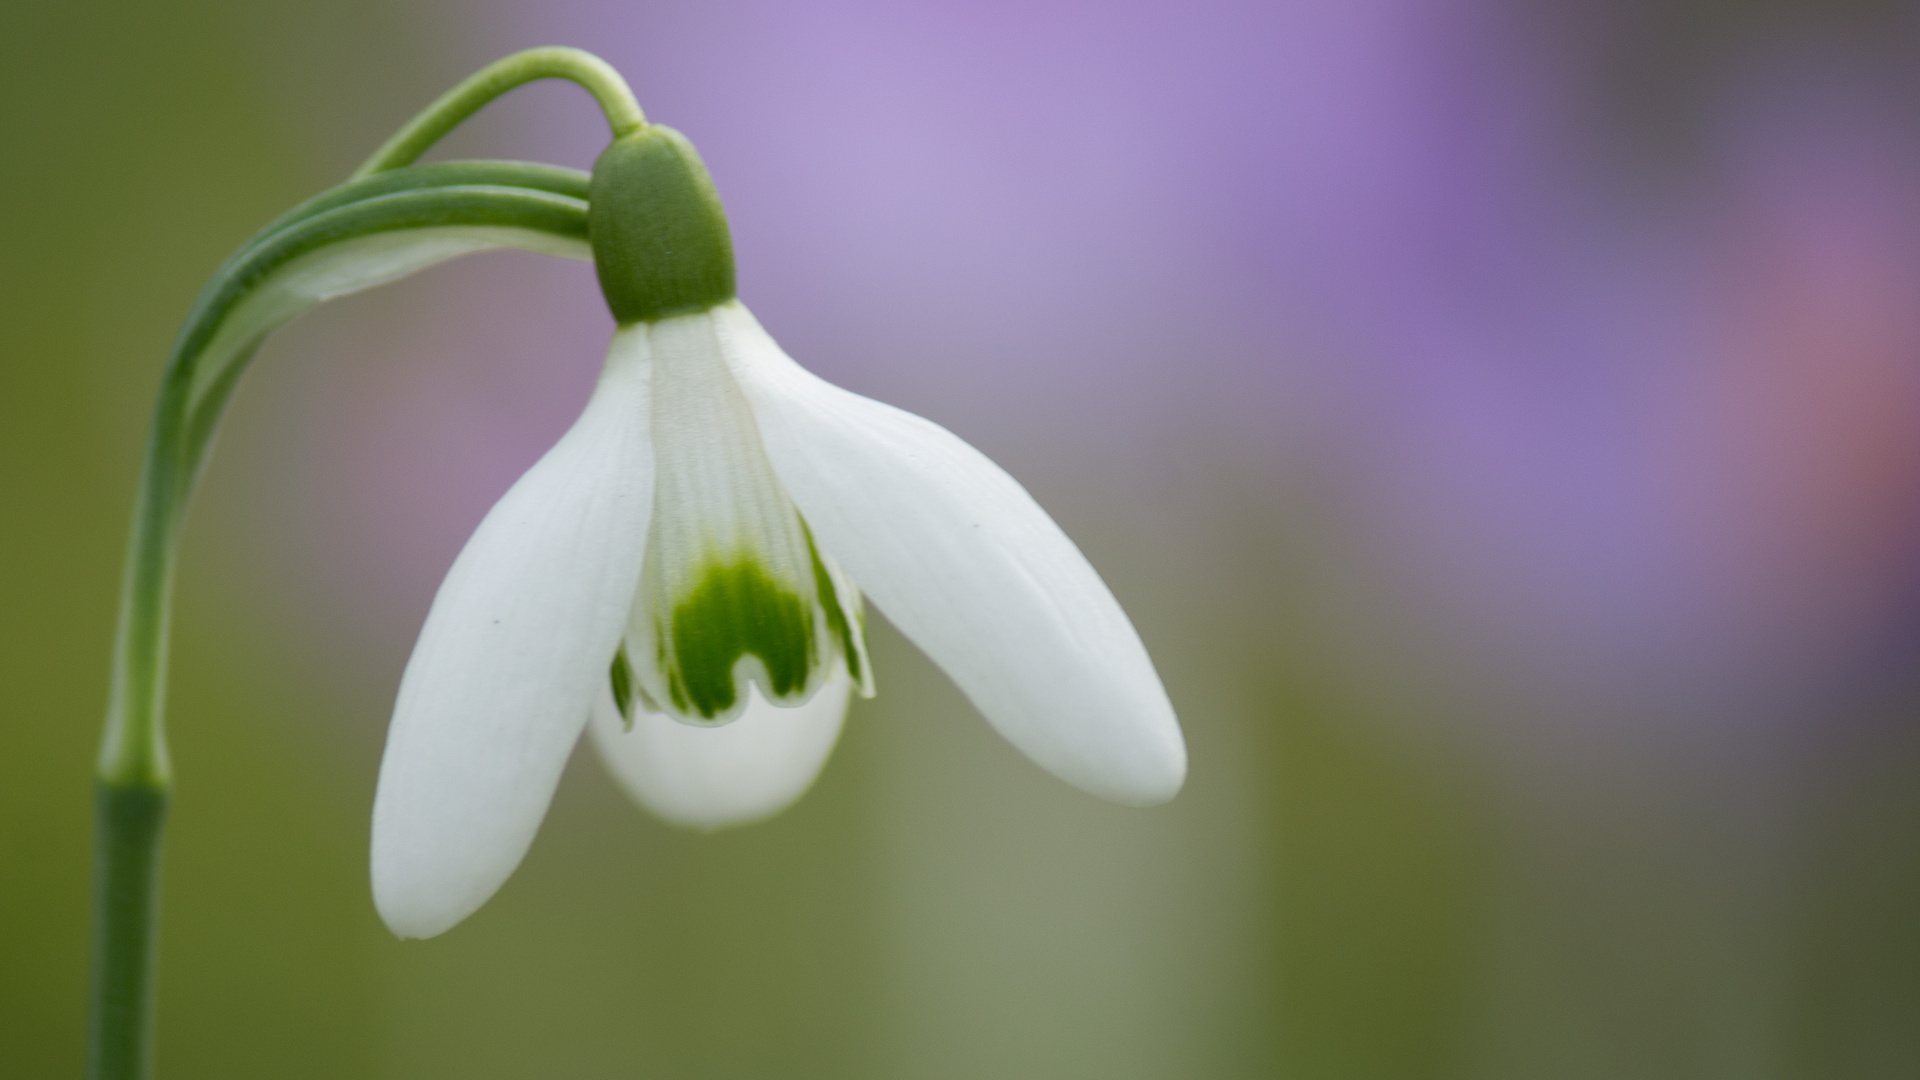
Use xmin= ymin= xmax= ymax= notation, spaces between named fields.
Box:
xmin=91 ymin=48 xmax=626 ymax=1080
xmin=91 ymin=45 xmax=1183 ymax=1077
xmin=92 ymin=162 xmax=595 ymax=1080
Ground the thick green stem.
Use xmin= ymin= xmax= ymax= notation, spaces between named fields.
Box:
xmin=352 ymin=46 xmax=646 ymax=180
xmin=87 ymin=784 xmax=170 ymax=1080
xmin=88 ymin=371 xmax=191 ymax=1080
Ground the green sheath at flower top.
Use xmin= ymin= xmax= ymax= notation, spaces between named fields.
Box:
xmin=589 ymin=125 xmax=738 ymax=324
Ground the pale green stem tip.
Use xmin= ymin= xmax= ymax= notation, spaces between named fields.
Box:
xmin=352 ymin=46 xmax=646 ymax=180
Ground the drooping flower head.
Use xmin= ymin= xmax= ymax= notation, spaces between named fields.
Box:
xmin=371 ymin=104 xmax=1185 ymax=939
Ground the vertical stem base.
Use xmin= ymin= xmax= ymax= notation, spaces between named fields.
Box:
xmin=87 ymin=783 xmax=169 ymax=1080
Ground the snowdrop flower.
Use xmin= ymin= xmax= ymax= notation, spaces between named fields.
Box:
xmin=371 ymin=123 xmax=1186 ymax=938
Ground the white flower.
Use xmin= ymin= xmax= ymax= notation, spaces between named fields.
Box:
xmin=370 ymin=301 xmax=1187 ymax=938
xmin=363 ymin=120 xmax=1184 ymax=938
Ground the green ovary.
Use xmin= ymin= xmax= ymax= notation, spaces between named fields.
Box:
xmin=662 ymin=557 xmax=815 ymax=719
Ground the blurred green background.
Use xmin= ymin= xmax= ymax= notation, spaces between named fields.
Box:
xmin=5 ymin=1 xmax=1920 ymax=1077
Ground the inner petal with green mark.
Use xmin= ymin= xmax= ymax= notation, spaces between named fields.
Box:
xmin=617 ymin=312 xmax=872 ymax=726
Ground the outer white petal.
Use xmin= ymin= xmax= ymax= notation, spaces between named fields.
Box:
xmin=372 ymin=326 xmax=654 ymax=939
xmin=715 ymin=304 xmax=1186 ymax=805
xmin=588 ymin=667 xmax=852 ymax=830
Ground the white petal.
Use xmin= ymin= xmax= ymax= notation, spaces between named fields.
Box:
xmin=588 ymin=666 xmax=852 ymax=830
xmin=372 ymin=326 xmax=654 ymax=939
xmin=715 ymin=304 xmax=1186 ymax=805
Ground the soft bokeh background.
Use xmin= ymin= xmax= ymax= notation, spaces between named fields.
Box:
xmin=7 ymin=0 xmax=1920 ymax=1076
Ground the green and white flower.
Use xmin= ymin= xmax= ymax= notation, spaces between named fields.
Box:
xmin=88 ymin=50 xmax=1183 ymax=1075
xmin=368 ymin=124 xmax=1185 ymax=939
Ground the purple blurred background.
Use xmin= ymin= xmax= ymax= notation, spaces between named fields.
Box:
xmin=8 ymin=0 xmax=1920 ymax=1075
xmin=278 ymin=0 xmax=1920 ymax=761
